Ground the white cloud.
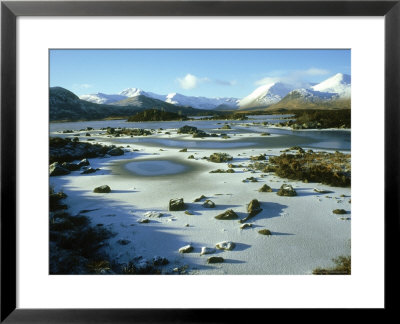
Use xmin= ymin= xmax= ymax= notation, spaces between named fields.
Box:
xmin=177 ymin=74 xmax=209 ymax=90
xmin=255 ymin=68 xmax=330 ymax=88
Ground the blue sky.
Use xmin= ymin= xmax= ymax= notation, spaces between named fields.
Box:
xmin=50 ymin=49 xmax=350 ymax=98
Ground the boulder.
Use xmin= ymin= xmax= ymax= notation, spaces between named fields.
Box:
xmin=200 ymin=247 xmax=216 ymax=255
xmin=93 ymin=185 xmax=111 ymax=193
xmin=203 ymin=200 xmax=216 ymax=208
xmin=277 ymin=184 xmax=297 ymax=196
xmin=215 ymin=241 xmax=235 ymax=251
xmin=258 ymin=229 xmax=272 ymax=236
xmin=240 ymin=199 xmax=262 ymax=223
xmin=259 ymin=184 xmax=273 ymax=192
xmin=49 ymin=162 xmax=70 ymax=176
xmin=194 ymin=195 xmax=206 ymax=202
xmin=215 ymin=209 xmax=238 ymax=220
xmin=78 ymin=158 xmax=90 ymax=167
xmin=207 ymin=256 xmax=224 ymax=264
xmin=61 ymin=162 xmax=80 ymax=171
xmin=333 ymin=209 xmax=347 ymax=215
xmin=138 ymin=218 xmax=150 ymax=223
xmin=144 ymin=211 xmax=163 ymax=218
xmin=169 ymin=198 xmax=185 ymax=211
xmin=179 ymin=148 xmax=187 ymax=152
xmin=81 ymin=167 xmax=98 ymax=174
xmin=107 ymin=147 xmax=124 ymax=156
xmin=178 ymin=244 xmax=193 ymax=253
xmin=240 ymin=223 xmax=252 ymax=230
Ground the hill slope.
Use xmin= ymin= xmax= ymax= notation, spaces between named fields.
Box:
xmin=50 ymin=87 xmax=218 ymax=121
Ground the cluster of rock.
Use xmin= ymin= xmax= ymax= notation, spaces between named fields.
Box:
xmin=50 ymin=137 xmax=125 ymax=164
xmin=177 ymin=125 xmax=211 ymax=138
xmin=105 ymin=127 xmax=151 ymax=137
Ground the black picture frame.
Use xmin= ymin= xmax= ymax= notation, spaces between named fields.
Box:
xmin=1 ymin=0 xmax=399 ymax=322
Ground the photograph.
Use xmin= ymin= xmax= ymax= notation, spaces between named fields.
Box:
xmin=49 ymin=49 xmax=351 ymax=275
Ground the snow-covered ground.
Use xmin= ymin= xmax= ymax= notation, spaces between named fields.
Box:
xmin=49 ymin=127 xmax=351 ymax=275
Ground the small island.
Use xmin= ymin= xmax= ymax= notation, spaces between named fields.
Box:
xmin=127 ymin=109 xmax=187 ymax=122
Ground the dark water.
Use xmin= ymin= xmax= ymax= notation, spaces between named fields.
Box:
xmin=50 ymin=116 xmax=350 ymax=151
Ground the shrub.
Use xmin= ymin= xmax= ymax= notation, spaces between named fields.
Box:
xmin=313 ymin=256 xmax=351 ymax=275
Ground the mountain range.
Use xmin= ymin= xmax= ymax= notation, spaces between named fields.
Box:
xmin=78 ymin=73 xmax=351 ymax=111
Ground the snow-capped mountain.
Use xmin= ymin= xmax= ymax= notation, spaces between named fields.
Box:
xmin=81 ymin=87 xmax=239 ymax=110
xmin=165 ymin=93 xmax=239 ymax=109
xmin=311 ymin=73 xmax=351 ymax=98
xmin=119 ymin=88 xmax=166 ymax=101
xmin=79 ymin=93 xmax=127 ymax=105
xmin=238 ymin=82 xmax=294 ymax=109
xmin=79 ymin=73 xmax=351 ymax=111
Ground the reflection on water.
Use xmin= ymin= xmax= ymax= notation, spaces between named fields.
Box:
xmin=124 ymin=160 xmax=187 ymax=176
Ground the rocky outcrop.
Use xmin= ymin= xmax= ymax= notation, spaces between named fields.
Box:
xmin=240 ymin=199 xmax=262 ymax=223
xmin=215 ymin=209 xmax=238 ymax=220
xmin=169 ymin=198 xmax=185 ymax=211
xmin=49 ymin=162 xmax=71 ymax=176
xmin=277 ymin=184 xmax=297 ymax=196
xmin=259 ymin=184 xmax=273 ymax=192
xmin=215 ymin=241 xmax=235 ymax=251
xmin=93 ymin=185 xmax=111 ymax=193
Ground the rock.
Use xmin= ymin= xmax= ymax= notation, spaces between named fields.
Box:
xmin=184 ymin=210 xmax=194 ymax=215
xmin=169 ymin=198 xmax=185 ymax=211
xmin=260 ymin=132 xmax=270 ymax=136
xmin=117 ymin=239 xmax=131 ymax=245
xmin=258 ymin=229 xmax=272 ymax=236
xmin=208 ymin=153 xmax=233 ymax=163
xmin=207 ymin=256 xmax=224 ymax=264
xmin=240 ymin=223 xmax=252 ymax=229
xmin=178 ymin=244 xmax=193 ymax=253
xmin=215 ymin=241 xmax=235 ymax=251
xmin=215 ymin=209 xmax=238 ymax=220
xmin=144 ymin=211 xmax=163 ymax=218
xmin=107 ymin=147 xmax=124 ymax=156
xmin=93 ymin=185 xmax=111 ymax=193
xmin=81 ymin=167 xmax=98 ymax=174
xmin=221 ymin=124 xmax=231 ymax=130
xmin=333 ymin=209 xmax=347 ymax=214
xmin=250 ymin=154 xmax=266 ymax=161
xmin=177 ymin=125 xmax=198 ymax=134
xmin=61 ymin=162 xmax=80 ymax=171
xmin=259 ymin=184 xmax=273 ymax=192
xmin=240 ymin=199 xmax=262 ymax=223
xmin=277 ymin=184 xmax=297 ymax=196
xmin=203 ymin=200 xmax=216 ymax=208
xmin=188 ymin=155 xmax=195 ymax=159
xmin=78 ymin=158 xmax=90 ymax=167
xmin=200 ymin=247 xmax=216 ymax=255
xmin=49 ymin=162 xmax=71 ymax=176
xmin=179 ymin=148 xmax=187 ymax=152
xmin=153 ymin=256 xmax=169 ymax=266
xmin=138 ymin=218 xmax=150 ymax=223
xmin=314 ymin=188 xmax=332 ymax=194
xmin=193 ymin=195 xmax=206 ymax=202
xmin=242 ymin=177 xmax=258 ymax=183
